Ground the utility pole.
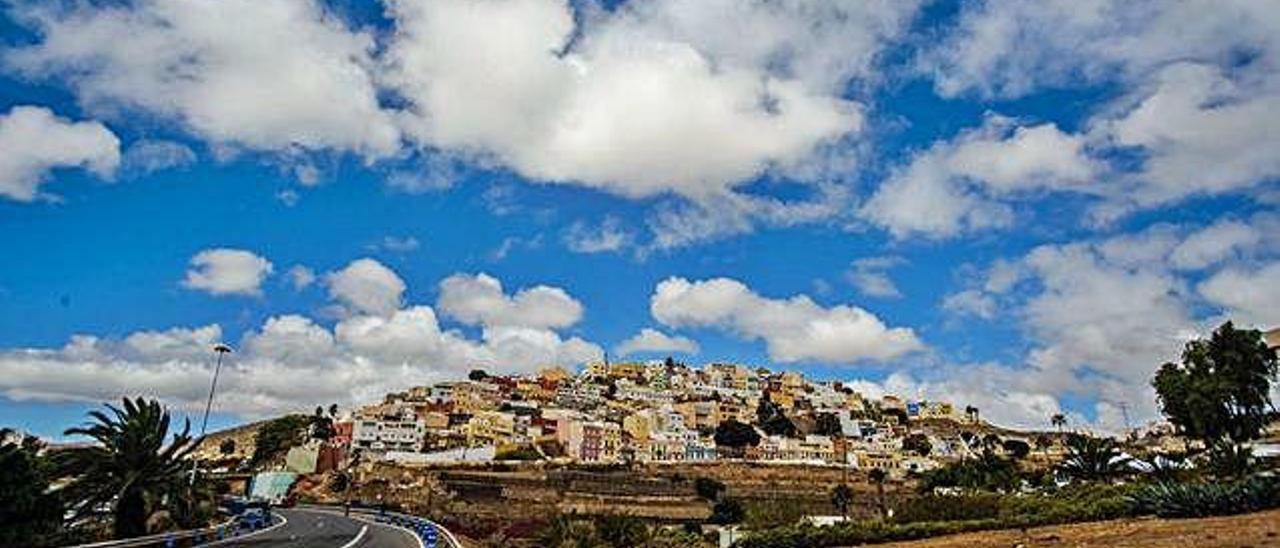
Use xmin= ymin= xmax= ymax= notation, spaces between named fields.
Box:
xmin=191 ymin=343 xmax=233 ymax=485
xmin=1118 ymin=402 xmax=1133 ymax=439
xmin=344 ymin=449 xmax=363 ymax=516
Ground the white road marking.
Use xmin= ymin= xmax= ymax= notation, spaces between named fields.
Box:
xmin=339 ymin=525 xmax=368 ymax=548
xmin=345 ymin=515 xmax=425 ymax=548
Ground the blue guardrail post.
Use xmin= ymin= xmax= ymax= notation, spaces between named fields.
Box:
xmin=425 ymin=524 xmax=438 ymax=548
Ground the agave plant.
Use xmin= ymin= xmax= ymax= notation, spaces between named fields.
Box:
xmin=1129 ymin=477 xmax=1280 ymax=518
xmin=1205 ymin=440 xmax=1254 ymax=479
xmin=1058 ymin=434 xmax=1130 ymax=482
xmin=58 ymin=398 xmax=201 ymax=539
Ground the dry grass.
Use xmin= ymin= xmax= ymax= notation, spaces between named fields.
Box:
xmin=875 ymin=508 xmax=1280 ymax=548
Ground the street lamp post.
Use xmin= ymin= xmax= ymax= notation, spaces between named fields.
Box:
xmin=191 ymin=343 xmax=234 ymax=485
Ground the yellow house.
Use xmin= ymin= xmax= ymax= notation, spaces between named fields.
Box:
xmin=780 ymin=371 xmax=805 ymax=392
xmin=622 ymin=411 xmax=656 ymax=441
xmin=675 ymin=400 xmax=720 ymax=431
xmin=465 ymin=411 xmax=516 ymax=446
xmin=538 ymin=366 xmax=572 ymax=383
xmin=608 ymin=362 xmax=646 ymax=381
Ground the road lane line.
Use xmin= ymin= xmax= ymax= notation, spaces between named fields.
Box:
xmin=339 ymin=525 xmax=368 ymax=548
xmin=345 ymin=516 xmax=424 ymax=548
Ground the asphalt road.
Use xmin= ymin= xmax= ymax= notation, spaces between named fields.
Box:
xmin=208 ymin=508 xmax=421 ymax=548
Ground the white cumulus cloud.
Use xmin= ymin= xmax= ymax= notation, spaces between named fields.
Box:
xmin=0 ymin=105 xmax=120 ymax=202
xmin=0 ymin=270 xmax=602 ymax=417
xmin=437 ymin=272 xmax=583 ymax=330
xmin=325 ymin=258 xmax=406 ymax=317
xmin=650 ymin=276 xmax=923 ymax=363
xmin=181 ymin=248 xmax=274 ymax=296
xmin=1198 ymin=262 xmax=1280 ymax=328
xmin=616 ymin=328 xmax=699 ymax=356
xmin=382 ymin=0 xmax=918 ymax=200
xmin=847 ymin=256 xmax=905 ymax=298
xmin=861 ymin=115 xmax=1095 ymax=238
xmin=8 ymin=0 xmax=401 ymax=160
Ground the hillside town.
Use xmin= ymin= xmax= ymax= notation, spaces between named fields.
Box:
xmin=288 ymin=358 xmax=1052 ymax=477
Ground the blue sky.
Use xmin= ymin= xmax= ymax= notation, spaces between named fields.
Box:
xmin=0 ymin=0 xmax=1277 ymax=438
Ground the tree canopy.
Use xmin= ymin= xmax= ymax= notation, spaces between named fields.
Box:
xmin=1 ymin=431 xmax=64 ymax=546
xmin=714 ymin=419 xmax=761 ymax=449
xmin=1153 ymin=321 xmax=1278 ymax=445
xmin=251 ymin=414 xmax=311 ymax=465
xmin=756 ymin=394 xmax=797 ymax=437
xmin=902 ymin=433 xmax=932 ymax=456
xmin=58 ymin=398 xmax=201 ymax=539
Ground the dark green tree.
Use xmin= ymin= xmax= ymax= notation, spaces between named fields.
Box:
xmin=830 ymin=483 xmax=853 ymax=521
xmin=814 ymin=412 xmax=843 ymax=437
xmin=694 ymin=477 xmax=726 ymax=501
xmin=868 ymin=468 xmax=888 ymax=519
xmin=595 ymin=514 xmax=649 ymax=547
xmin=468 ymin=369 xmax=489 ymax=382
xmin=1 ymin=430 xmax=64 ymax=547
xmin=713 ymin=419 xmax=760 ymax=456
xmin=58 ymin=398 xmax=200 ymax=539
xmin=251 ymin=414 xmax=311 ymax=465
xmin=311 ymin=406 xmax=335 ymax=441
xmin=709 ymin=498 xmax=745 ymax=525
xmin=755 ymin=394 xmax=797 ymax=437
xmin=537 ymin=514 xmax=600 ymax=548
xmin=1153 ymin=322 xmax=1278 ymax=454
xmin=882 ymin=407 xmax=909 ymax=425
xmin=1001 ymin=438 xmax=1031 ymax=460
xmin=919 ymin=453 xmax=1019 ymax=493
xmin=1034 ymin=434 xmax=1054 ymax=456
xmin=219 ymin=438 xmax=236 ymax=455
xmin=981 ymin=433 xmax=1002 ymax=453
xmin=902 ymin=433 xmax=932 ymax=456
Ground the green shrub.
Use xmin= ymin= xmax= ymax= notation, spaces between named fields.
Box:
xmin=251 ymin=414 xmax=311 ymax=465
xmin=494 ymin=445 xmax=543 ymax=461
xmin=710 ymin=498 xmax=746 ymax=525
xmin=734 ymin=483 xmax=1141 ymax=548
xmin=918 ymin=453 xmax=1020 ymax=492
xmin=734 ymin=519 xmax=999 ymax=548
xmin=894 ymin=493 xmax=1001 ymax=523
xmin=1128 ymin=476 xmax=1280 ymax=518
xmin=695 ymin=477 xmax=726 ymax=501
xmin=998 ymin=483 xmax=1137 ymax=524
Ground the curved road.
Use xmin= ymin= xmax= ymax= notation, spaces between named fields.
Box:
xmin=211 ymin=508 xmax=421 ymax=548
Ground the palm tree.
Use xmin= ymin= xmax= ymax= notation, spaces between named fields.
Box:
xmin=1050 ymin=413 xmax=1067 ymax=433
xmin=1059 ymin=434 xmax=1130 ymax=482
xmin=537 ymin=514 xmax=600 ymax=548
xmin=831 ymin=483 xmax=854 ymax=521
xmin=965 ymin=405 xmax=980 ymax=424
xmin=58 ymin=398 xmax=200 ymax=539
xmin=868 ymin=468 xmax=888 ymax=519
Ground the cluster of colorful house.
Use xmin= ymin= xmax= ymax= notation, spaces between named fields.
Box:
xmin=320 ymin=361 xmax=988 ymax=477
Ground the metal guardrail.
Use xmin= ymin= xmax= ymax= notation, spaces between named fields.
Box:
xmin=72 ymin=515 xmax=281 ymax=548
xmin=367 ymin=509 xmax=462 ymax=548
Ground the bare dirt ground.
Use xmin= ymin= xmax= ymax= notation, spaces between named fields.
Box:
xmin=876 ymin=509 xmax=1280 ymax=548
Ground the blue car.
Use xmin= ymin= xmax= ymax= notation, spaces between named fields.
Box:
xmin=237 ymin=505 xmax=272 ymax=530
